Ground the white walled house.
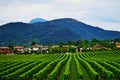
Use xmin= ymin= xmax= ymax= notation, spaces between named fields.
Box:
xmin=29 ymin=44 xmax=49 ymax=53
xmin=30 ymin=44 xmax=41 ymax=51
xmin=24 ymin=47 xmax=32 ymax=53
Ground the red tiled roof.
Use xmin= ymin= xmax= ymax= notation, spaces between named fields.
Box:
xmin=14 ymin=46 xmax=24 ymax=49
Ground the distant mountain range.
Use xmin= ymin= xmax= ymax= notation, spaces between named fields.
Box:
xmin=29 ymin=18 xmax=46 ymax=24
xmin=0 ymin=18 xmax=120 ymax=46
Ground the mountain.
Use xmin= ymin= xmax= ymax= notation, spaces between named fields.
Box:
xmin=0 ymin=18 xmax=120 ymax=46
xmin=29 ymin=18 xmax=46 ymax=24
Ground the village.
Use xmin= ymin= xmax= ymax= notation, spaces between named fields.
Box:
xmin=0 ymin=42 xmax=120 ymax=54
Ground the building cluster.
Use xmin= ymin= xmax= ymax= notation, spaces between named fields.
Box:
xmin=0 ymin=45 xmax=49 ymax=54
xmin=116 ymin=42 xmax=120 ymax=49
xmin=0 ymin=42 xmax=120 ymax=54
xmin=0 ymin=44 xmax=76 ymax=54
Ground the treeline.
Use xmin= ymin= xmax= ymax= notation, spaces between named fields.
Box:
xmin=6 ymin=38 xmax=120 ymax=54
xmin=49 ymin=38 xmax=120 ymax=53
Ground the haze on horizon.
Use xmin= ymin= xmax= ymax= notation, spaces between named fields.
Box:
xmin=0 ymin=0 xmax=120 ymax=31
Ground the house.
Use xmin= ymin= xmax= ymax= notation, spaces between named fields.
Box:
xmin=14 ymin=46 xmax=24 ymax=53
xmin=52 ymin=45 xmax=77 ymax=49
xmin=30 ymin=44 xmax=42 ymax=51
xmin=41 ymin=46 xmax=49 ymax=51
xmin=0 ymin=47 xmax=12 ymax=54
xmin=30 ymin=44 xmax=49 ymax=53
xmin=51 ymin=45 xmax=77 ymax=52
xmin=92 ymin=44 xmax=107 ymax=50
xmin=69 ymin=45 xmax=77 ymax=49
xmin=41 ymin=46 xmax=49 ymax=53
xmin=24 ymin=47 xmax=32 ymax=53
xmin=51 ymin=45 xmax=59 ymax=48
xmin=116 ymin=42 xmax=120 ymax=49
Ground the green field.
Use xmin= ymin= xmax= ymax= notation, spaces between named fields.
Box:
xmin=0 ymin=50 xmax=120 ymax=80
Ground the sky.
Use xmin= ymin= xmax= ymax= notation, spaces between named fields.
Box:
xmin=0 ymin=0 xmax=120 ymax=31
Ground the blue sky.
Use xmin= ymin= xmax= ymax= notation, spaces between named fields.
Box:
xmin=0 ymin=0 xmax=120 ymax=31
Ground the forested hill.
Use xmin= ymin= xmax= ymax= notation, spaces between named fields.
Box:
xmin=0 ymin=18 xmax=120 ymax=46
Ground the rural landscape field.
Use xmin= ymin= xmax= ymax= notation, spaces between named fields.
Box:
xmin=0 ymin=50 xmax=120 ymax=80
xmin=1 ymin=0 xmax=120 ymax=80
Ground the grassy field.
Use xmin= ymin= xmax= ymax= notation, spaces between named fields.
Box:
xmin=0 ymin=50 xmax=120 ymax=80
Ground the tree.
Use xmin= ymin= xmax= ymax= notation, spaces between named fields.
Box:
xmin=67 ymin=40 xmax=72 ymax=45
xmin=59 ymin=43 xmax=63 ymax=48
xmin=68 ymin=46 xmax=75 ymax=53
xmin=31 ymin=41 xmax=36 ymax=46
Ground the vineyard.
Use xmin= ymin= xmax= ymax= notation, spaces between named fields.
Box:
xmin=0 ymin=50 xmax=120 ymax=80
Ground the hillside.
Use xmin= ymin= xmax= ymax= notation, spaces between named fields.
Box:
xmin=0 ymin=18 xmax=120 ymax=46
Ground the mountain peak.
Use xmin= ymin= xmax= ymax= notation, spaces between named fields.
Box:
xmin=29 ymin=18 xmax=47 ymax=24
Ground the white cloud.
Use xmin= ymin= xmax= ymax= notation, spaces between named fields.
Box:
xmin=81 ymin=20 xmax=120 ymax=31
xmin=0 ymin=0 xmax=120 ymax=31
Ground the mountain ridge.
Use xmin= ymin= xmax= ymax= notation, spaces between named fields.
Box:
xmin=0 ymin=18 xmax=120 ymax=46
